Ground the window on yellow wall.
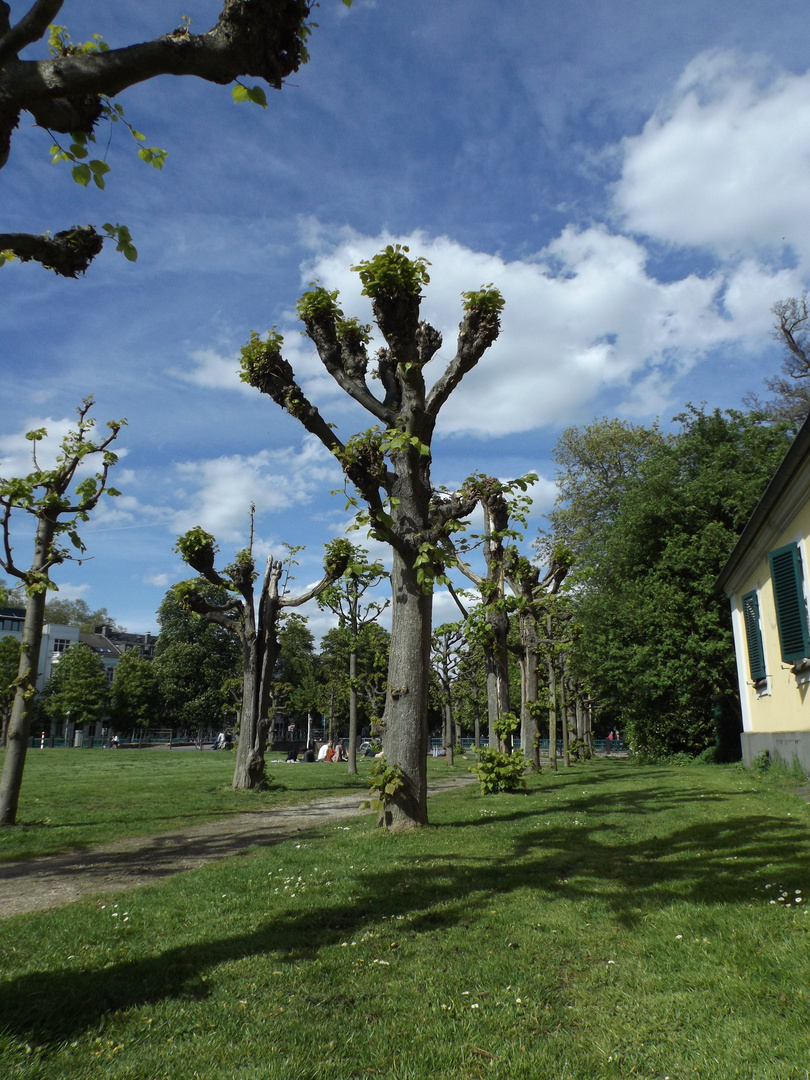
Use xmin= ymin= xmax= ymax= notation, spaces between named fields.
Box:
xmin=769 ymin=543 xmax=810 ymax=664
xmin=741 ymin=590 xmax=767 ymax=682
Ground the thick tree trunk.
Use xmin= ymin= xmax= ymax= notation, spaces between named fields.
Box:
xmin=232 ymin=633 xmax=267 ymax=790
xmin=484 ymin=610 xmax=511 ymax=748
xmin=381 ymin=548 xmax=431 ymax=830
xmin=444 ymin=700 xmax=454 ymax=766
xmin=0 ymin=519 xmax=53 ymax=825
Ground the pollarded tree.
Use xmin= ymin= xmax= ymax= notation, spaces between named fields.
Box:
xmin=504 ymin=545 xmax=570 ymax=770
xmin=452 ymin=473 xmax=537 ymax=750
xmin=174 ymin=525 xmax=350 ymax=790
xmin=0 ymin=0 xmax=351 ymax=275
xmin=0 ymin=398 xmax=123 ymax=826
xmin=42 ymin=641 xmax=107 ymax=730
xmin=239 ymin=246 xmax=504 ymax=829
xmin=317 ymin=543 xmax=388 ymax=773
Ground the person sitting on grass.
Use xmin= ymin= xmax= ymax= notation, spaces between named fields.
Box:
xmin=317 ymin=740 xmax=333 ymax=761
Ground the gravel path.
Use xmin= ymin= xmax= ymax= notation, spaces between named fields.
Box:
xmin=0 ymin=777 xmax=476 ymax=919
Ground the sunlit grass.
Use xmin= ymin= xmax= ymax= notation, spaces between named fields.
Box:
xmin=1 ymin=760 xmax=809 ymax=1078
xmin=0 ymin=748 xmax=465 ymax=862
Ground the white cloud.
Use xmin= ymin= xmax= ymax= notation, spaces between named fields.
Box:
xmin=0 ymin=415 xmax=76 ymax=476
xmin=48 ymin=582 xmax=90 ymax=602
xmin=143 ymin=572 xmax=170 ymax=588
xmin=293 ymin=225 xmax=769 ymax=435
xmin=171 ymin=437 xmax=343 ymax=541
xmin=171 ymin=347 xmax=252 ymax=395
xmin=615 ymin=51 xmax=810 ymax=261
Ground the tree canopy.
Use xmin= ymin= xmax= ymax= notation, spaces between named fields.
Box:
xmin=557 ymin=407 xmax=792 ymax=758
xmin=42 ymin=641 xmax=108 ymax=728
xmin=153 ymin=580 xmax=242 ymax=735
xmin=43 ymin=596 xmax=123 ymax=632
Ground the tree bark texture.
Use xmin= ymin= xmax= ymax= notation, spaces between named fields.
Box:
xmin=0 ymin=519 xmax=52 ymax=825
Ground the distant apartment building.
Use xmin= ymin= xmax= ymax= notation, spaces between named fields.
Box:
xmin=0 ymin=607 xmax=80 ymax=689
xmin=0 ymin=612 xmax=157 ymax=689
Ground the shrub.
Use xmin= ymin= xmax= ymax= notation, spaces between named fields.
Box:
xmin=470 ymin=747 xmax=527 ymax=794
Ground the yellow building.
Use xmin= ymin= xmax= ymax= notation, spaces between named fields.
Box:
xmin=717 ymin=417 xmax=810 ymax=769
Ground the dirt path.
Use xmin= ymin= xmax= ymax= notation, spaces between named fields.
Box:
xmin=0 ymin=777 xmax=476 ymax=919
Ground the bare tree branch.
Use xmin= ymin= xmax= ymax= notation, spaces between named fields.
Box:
xmin=0 ymin=226 xmax=104 ymax=277
xmin=426 ymin=306 xmax=501 ymax=419
xmin=0 ymin=2 xmax=64 ymax=67
xmin=301 ymin=311 xmax=395 ymax=426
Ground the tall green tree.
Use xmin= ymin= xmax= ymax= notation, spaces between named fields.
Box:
xmin=0 ymin=577 xmax=25 ymax=606
xmin=318 ymin=622 xmax=390 ymax=743
xmin=542 ymin=417 xmax=664 ymax=565
xmin=43 ymin=597 xmax=123 ymax=632
xmin=153 ymin=580 xmax=242 ymax=736
xmin=42 ymin=642 xmax=108 ymax=729
xmin=109 ymin=650 xmax=160 ymax=730
xmin=239 ymin=247 xmax=501 ymax=828
xmin=562 ymin=407 xmax=792 ymax=758
xmin=0 ymin=399 xmax=123 ymax=826
xmin=276 ymin=612 xmax=319 ymax=726
xmin=0 ymin=0 xmax=351 ymax=275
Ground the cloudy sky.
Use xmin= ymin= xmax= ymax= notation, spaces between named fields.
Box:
xmin=3 ymin=0 xmax=810 ymax=635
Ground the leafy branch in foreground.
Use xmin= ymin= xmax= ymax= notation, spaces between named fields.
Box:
xmin=0 ymin=1 xmax=351 ymax=274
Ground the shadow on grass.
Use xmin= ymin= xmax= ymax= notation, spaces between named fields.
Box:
xmin=1 ymin=779 xmax=807 ymax=1047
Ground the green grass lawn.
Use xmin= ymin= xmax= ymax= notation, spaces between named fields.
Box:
xmin=0 ymin=748 xmax=465 ymax=863
xmin=2 ymin=758 xmax=810 ymax=1079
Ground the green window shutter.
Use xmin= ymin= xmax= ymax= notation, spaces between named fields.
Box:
xmin=769 ymin=543 xmax=810 ymax=663
xmin=741 ymin=590 xmax=766 ymax=681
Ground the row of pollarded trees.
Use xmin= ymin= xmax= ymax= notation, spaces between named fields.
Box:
xmin=429 ymin=606 xmax=596 ymax=769
xmin=172 ymin=247 xmax=618 ymax=824
xmin=164 ymin=246 xmax=509 ymax=827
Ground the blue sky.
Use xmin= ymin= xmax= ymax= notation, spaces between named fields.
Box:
xmin=3 ymin=0 xmax=810 ymax=636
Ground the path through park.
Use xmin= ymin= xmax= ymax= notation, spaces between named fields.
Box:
xmin=0 ymin=777 xmax=476 ymax=919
